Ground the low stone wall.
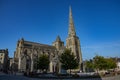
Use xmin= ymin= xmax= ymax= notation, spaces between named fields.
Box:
xmin=32 ymin=75 xmax=120 ymax=80
xmin=28 ymin=75 xmax=120 ymax=80
xmin=102 ymin=75 xmax=120 ymax=80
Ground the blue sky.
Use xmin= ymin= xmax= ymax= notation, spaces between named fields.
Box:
xmin=0 ymin=0 xmax=120 ymax=60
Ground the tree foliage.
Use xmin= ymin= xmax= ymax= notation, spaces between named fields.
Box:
xmin=93 ymin=55 xmax=117 ymax=70
xmin=93 ymin=55 xmax=107 ymax=70
xmin=85 ymin=55 xmax=117 ymax=72
xmin=60 ymin=49 xmax=79 ymax=72
xmin=85 ymin=59 xmax=94 ymax=72
xmin=37 ymin=54 xmax=50 ymax=72
xmin=105 ymin=58 xmax=117 ymax=69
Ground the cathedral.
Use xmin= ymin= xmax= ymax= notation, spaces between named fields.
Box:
xmin=13 ymin=7 xmax=82 ymax=73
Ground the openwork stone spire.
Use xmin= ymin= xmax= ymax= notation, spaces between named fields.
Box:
xmin=66 ymin=6 xmax=82 ymax=71
xmin=68 ymin=6 xmax=76 ymax=37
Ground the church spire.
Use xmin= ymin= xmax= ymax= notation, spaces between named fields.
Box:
xmin=68 ymin=6 xmax=76 ymax=37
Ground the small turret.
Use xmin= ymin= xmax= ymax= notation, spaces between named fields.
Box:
xmin=56 ymin=35 xmax=61 ymax=42
xmin=53 ymin=35 xmax=64 ymax=50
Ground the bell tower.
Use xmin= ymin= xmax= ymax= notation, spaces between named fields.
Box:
xmin=66 ymin=6 xmax=82 ymax=70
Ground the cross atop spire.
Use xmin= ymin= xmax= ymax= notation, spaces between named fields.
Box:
xmin=68 ymin=6 xmax=76 ymax=37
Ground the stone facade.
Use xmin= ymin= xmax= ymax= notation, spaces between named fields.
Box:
xmin=9 ymin=58 xmax=13 ymax=69
xmin=116 ymin=58 xmax=120 ymax=71
xmin=14 ymin=7 xmax=82 ymax=73
xmin=0 ymin=49 xmax=9 ymax=71
xmin=14 ymin=38 xmax=64 ymax=73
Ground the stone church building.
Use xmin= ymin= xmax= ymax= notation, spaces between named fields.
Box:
xmin=13 ymin=7 xmax=82 ymax=73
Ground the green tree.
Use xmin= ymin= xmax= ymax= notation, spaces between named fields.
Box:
xmin=93 ymin=55 xmax=117 ymax=72
xmin=105 ymin=58 xmax=117 ymax=69
xmin=37 ymin=54 xmax=50 ymax=73
xmin=60 ymin=49 xmax=79 ymax=74
xmin=93 ymin=55 xmax=107 ymax=71
xmin=85 ymin=59 xmax=94 ymax=72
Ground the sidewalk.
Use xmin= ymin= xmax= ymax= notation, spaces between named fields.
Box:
xmin=16 ymin=72 xmax=23 ymax=75
xmin=0 ymin=72 xmax=6 ymax=76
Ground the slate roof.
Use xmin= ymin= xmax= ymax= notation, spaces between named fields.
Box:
xmin=23 ymin=40 xmax=56 ymax=50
